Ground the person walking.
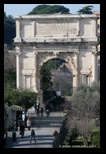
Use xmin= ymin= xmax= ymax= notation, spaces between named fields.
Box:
xmin=27 ymin=118 xmax=31 ymax=130
xmin=20 ymin=122 xmax=25 ymax=138
xmin=40 ymin=103 xmax=44 ymax=116
xmin=34 ymin=103 xmax=36 ymax=113
xmin=4 ymin=130 xmax=7 ymax=147
xmin=30 ymin=129 xmax=36 ymax=143
xmin=41 ymin=107 xmax=43 ymax=115
xmin=53 ymin=130 xmax=58 ymax=140
xmin=36 ymin=103 xmax=40 ymax=114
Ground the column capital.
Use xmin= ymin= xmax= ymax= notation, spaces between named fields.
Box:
xmin=92 ymin=51 xmax=98 ymax=55
xmin=15 ymin=46 xmax=21 ymax=55
xmin=16 ymin=51 xmax=21 ymax=56
xmin=33 ymin=51 xmax=38 ymax=56
xmin=33 ymin=46 xmax=38 ymax=55
xmin=74 ymin=50 xmax=79 ymax=55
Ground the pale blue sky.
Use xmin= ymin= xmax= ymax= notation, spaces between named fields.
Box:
xmin=4 ymin=4 xmax=100 ymax=17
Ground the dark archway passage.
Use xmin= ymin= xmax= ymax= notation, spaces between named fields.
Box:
xmin=40 ymin=58 xmax=73 ymax=111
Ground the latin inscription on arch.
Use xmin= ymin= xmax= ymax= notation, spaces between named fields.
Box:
xmin=36 ymin=19 xmax=78 ymax=36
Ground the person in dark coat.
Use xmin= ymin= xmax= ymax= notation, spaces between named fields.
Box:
xmin=20 ymin=123 xmax=25 ymax=137
xmin=30 ymin=129 xmax=36 ymax=143
xmin=36 ymin=103 xmax=40 ymax=114
xmin=4 ymin=130 xmax=7 ymax=147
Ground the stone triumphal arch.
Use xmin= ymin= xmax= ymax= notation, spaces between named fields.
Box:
xmin=14 ymin=14 xmax=99 ymax=105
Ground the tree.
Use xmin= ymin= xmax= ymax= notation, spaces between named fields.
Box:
xmin=4 ymin=83 xmax=15 ymax=106
xmin=66 ymin=81 xmax=100 ymax=146
xmin=15 ymin=89 xmax=37 ymax=110
xmin=41 ymin=59 xmax=61 ymax=103
xmin=28 ymin=5 xmax=70 ymax=15
xmin=4 ymin=45 xmax=16 ymax=90
xmin=4 ymin=47 xmax=16 ymax=70
xmin=4 ymin=68 xmax=16 ymax=85
xmin=4 ymin=13 xmax=16 ymax=44
xmin=77 ymin=5 xmax=94 ymax=14
xmin=4 ymin=88 xmax=37 ymax=110
xmin=92 ymin=127 xmax=100 ymax=148
xmin=41 ymin=59 xmax=60 ymax=91
xmin=51 ymin=69 xmax=73 ymax=96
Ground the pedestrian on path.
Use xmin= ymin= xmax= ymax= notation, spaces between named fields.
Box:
xmin=40 ymin=103 xmax=44 ymax=116
xmin=53 ymin=130 xmax=58 ymax=140
xmin=30 ymin=129 xmax=36 ymax=143
xmin=27 ymin=118 xmax=31 ymax=130
xmin=34 ymin=103 xmax=36 ymax=113
xmin=4 ymin=130 xmax=7 ymax=147
xmin=20 ymin=122 xmax=25 ymax=138
xmin=36 ymin=103 xmax=40 ymax=114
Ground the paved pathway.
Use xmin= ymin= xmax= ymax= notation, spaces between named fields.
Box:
xmin=5 ymin=110 xmax=66 ymax=148
xmin=7 ymin=128 xmax=54 ymax=148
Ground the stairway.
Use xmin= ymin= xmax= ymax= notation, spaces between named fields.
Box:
xmin=29 ymin=112 xmax=65 ymax=128
xmin=27 ymin=108 xmax=66 ymax=148
xmin=7 ymin=108 xmax=66 ymax=148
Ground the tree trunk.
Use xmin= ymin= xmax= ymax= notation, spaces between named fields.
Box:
xmin=83 ymin=136 xmax=89 ymax=147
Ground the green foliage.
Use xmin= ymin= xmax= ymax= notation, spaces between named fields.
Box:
xmin=69 ymin=128 xmax=78 ymax=143
xmin=64 ymin=129 xmax=99 ymax=147
xmin=73 ymin=82 xmax=100 ymax=119
xmin=43 ymin=59 xmax=60 ymax=71
xmin=41 ymin=67 xmax=52 ymax=90
xmin=4 ymin=68 xmax=16 ymax=105
xmin=91 ymin=128 xmax=100 ymax=148
xmin=63 ymin=127 xmax=100 ymax=148
xmin=77 ymin=5 xmax=94 ymax=14
xmin=41 ymin=59 xmax=60 ymax=91
xmin=92 ymin=126 xmax=100 ymax=133
xmin=4 ymin=68 xmax=16 ymax=86
xmin=4 ymin=68 xmax=37 ymax=108
xmin=28 ymin=5 xmax=70 ymax=15
xmin=71 ymin=134 xmax=91 ymax=146
xmin=91 ymin=81 xmax=100 ymax=93
xmin=73 ymin=81 xmax=100 ymax=98
xmin=4 ymin=88 xmax=37 ymax=109
xmin=63 ymin=128 xmax=78 ymax=146
xmin=4 ymin=12 xmax=16 ymax=44
xmin=64 ymin=90 xmax=73 ymax=96
xmin=67 ymin=82 xmax=100 ymax=147
xmin=4 ymin=83 xmax=15 ymax=106
xmin=14 ymin=89 xmax=37 ymax=110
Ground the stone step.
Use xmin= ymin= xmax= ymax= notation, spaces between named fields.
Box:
xmin=28 ymin=112 xmax=65 ymax=128
xmin=6 ymin=112 xmax=66 ymax=148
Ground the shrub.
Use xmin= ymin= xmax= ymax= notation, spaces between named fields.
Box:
xmin=92 ymin=131 xmax=100 ymax=148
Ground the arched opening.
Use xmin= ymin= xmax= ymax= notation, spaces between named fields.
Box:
xmin=39 ymin=57 xmax=73 ymax=111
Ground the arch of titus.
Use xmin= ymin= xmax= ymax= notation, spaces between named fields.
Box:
xmin=14 ymin=14 xmax=99 ymax=105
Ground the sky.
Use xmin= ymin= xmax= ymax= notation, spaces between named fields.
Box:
xmin=4 ymin=4 xmax=100 ymax=17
